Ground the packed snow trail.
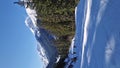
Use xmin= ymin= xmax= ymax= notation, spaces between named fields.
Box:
xmin=25 ymin=5 xmax=58 ymax=68
xmin=65 ymin=0 xmax=120 ymax=68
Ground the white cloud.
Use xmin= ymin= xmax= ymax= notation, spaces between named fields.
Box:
xmin=105 ymin=35 xmax=115 ymax=66
xmin=81 ymin=0 xmax=92 ymax=68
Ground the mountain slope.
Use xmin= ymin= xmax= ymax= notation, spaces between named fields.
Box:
xmin=25 ymin=7 xmax=59 ymax=68
xmin=23 ymin=0 xmax=79 ymax=67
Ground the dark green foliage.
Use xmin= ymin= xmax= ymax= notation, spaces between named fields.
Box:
xmin=31 ymin=0 xmax=79 ymax=67
xmin=34 ymin=0 xmax=78 ymax=23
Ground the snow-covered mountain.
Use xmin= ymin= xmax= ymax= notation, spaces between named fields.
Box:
xmin=65 ymin=0 xmax=120 ymax=68
xmin=25 ymin=6 xmax=59 ymax=68
xmin=23 ymin=0 xmax=120 ymax=68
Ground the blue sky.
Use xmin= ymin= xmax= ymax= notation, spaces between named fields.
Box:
xmin=0 ymin=0 xmax=42 ymax=68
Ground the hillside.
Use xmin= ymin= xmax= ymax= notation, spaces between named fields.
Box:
xmin=32 ymin=0 xmax=79 ymax=59
xmin=24 ymin=0 xmax=120 ymax=68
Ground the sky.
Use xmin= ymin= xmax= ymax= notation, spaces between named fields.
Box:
xmin=0 ymin=0 xmax=42 ymax=68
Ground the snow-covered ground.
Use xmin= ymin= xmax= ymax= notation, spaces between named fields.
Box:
xmin=25 ymin=5 xmax=59 ymax=68
xmin=65 ymin=0 xmax=120 ymax=68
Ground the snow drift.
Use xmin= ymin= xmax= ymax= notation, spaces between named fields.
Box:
xmin=65 ymin=0 xmax=120 ymax=68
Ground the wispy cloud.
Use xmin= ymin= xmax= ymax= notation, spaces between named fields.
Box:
xmin=105 ymin=35 xmax=115 ymax=66
xmin=96 ymin=0 xmax=109 ymax=26
xmin=81 ymin=0 xmax=92 ymax=67
xmin=90 ymin=0 xmax=109 ymax=60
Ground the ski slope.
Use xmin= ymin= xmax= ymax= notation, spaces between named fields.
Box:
xmin=65 ymin=0 xmax=120 ymax=68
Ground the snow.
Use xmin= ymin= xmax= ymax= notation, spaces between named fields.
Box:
xmin=65 ymin=0 xmax=120 ymax=68
xmin=25 ymin=6 xmax=59 ymax=68
xmin=23 ymin=0 xmax=120 ymax=68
